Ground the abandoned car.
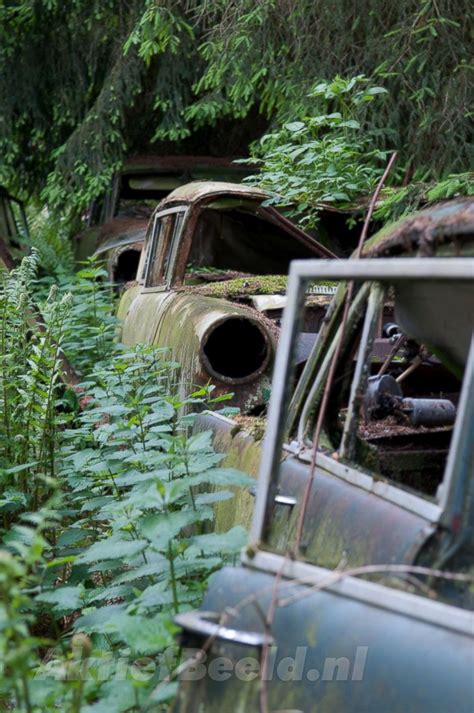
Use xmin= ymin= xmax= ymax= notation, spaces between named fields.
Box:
xmin=0 ymin=185 xmax=29 ymax=270
xmin=86 ymin=161 xmax=366 ymax=284
xmin=173 ymin=225 xmax=474 ymax=712
xmin=192 ymin=198 xmax=474 ymax=538
xmin=75 ymin=155 xmax=252 ymax=282
xmin=116 ymin=181 xmax=336 ymax=414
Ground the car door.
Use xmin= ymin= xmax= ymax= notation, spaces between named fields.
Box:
xmin=257 ymin=260 xmax=472 ymax=571
xmin=119 ymin=206 xmax=188 ymax=346
xmin=173 ymin=258 xmax=474 ymax=713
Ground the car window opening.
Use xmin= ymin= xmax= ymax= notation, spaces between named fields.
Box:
xmin=186 ymin=206 xmax=316 ymax=278
xmin=305 ymin=287 xmax=462 ymax=500
xmin=356 ymin=353 xmax=460 ymax=497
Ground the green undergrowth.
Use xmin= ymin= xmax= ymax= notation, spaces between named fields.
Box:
xmin=0 ymin=254 xmax=251 ymax=712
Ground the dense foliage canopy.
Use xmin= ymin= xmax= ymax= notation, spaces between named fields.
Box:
xmin=0 ymin=0 xmax=472 ymax=214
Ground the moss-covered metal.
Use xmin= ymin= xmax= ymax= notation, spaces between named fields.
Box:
xmin=181 ymin=274 xmax=336 ymax=300
xmin=119 ymin=290 xmax=277 ymax=413
xmin=193 ymin=413 xmax=264 ymax=533
xmin=362 ymin=197 xmax=474 ymax=258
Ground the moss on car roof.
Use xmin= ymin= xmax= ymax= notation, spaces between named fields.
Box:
xmin=181 ymin=274 xmax=334 ymax=300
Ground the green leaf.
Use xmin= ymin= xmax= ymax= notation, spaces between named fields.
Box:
xmin=77 ymin=538 xmax=148 ymax=564
xmin=120 ymin=614 xmax=174 ymax=654
xmin=284 ymin=121 xmax=305 ymax=132
xmin=75 ymin=604 xmax=128 ymax=634
xmin=36 ymin=585 xmax=85 ymax=613
xmin=189 ymin=526 xmax=248 ymax=555
xmin=57 ymin=528 xmax=89 ymax=547
xmin=188 ymin=467 xmax=254 ymax=488
xmin=140 ymin=510 xmax=211 ymax=543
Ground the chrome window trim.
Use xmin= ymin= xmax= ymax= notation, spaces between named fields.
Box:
xmin=438 ymin=334 xmax=474 ymax=526
xmin=142 ymin=206 xmax=189 ymax=289
xmin=164 ymin=210 xmax=186 ymax=287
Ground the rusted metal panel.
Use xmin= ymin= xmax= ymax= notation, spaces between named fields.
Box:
xmin=95 ymin=216 xmax=149 ymax=249
xmin=155 ymin=180 xmax=269 ymax=208
xmin=363 ymin=197 xmax=474 ymax=258
xmin=265 ymin=456 xmax=435 ymax=568
xmin=174 ymin=567 xmax=474 ymax=713
xmin=153 ymin=182 xmax=337 ymax=261
xmin=193 ymin=412 xmax=263 ymax=533
xmin=120 ymin=291 xmax=277 ymax=413
xmin=394 ymin=279 xmax=474 ymax=373
xmin=192 ymin=413 xmax=435 ymax=567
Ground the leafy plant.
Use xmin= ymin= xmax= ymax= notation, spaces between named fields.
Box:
xmin=0 ymin=252 xmax=71 ymax=527
xmin=0 ymin=346 xmax=250 ymax=712
xmin=59 ymin=259 xmax=118 ymax=377
xmin=0 ymin=259 xmax=252 ymax=711
xmin=0 ymin=505 xmax=65 ymax=712
xmin=243 ymin=75 xmax=390 ymax=227
xmin=24 ymin=208 xmax=76 ymax=281
xmin=31 ymin=257 xmax=118 ymax=378
xmin=1 ymin=1 xmax=472 ymax=214
xmin=375 ymin=171 xmax=474 ymax=222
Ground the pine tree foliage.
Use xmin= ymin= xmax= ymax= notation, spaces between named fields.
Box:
xmin=0 ymin=0 xmax=472 ymax=213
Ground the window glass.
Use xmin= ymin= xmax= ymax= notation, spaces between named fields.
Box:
xmin=141 ymin=215 xmax=161 ymax=285
xmin=143 ymin=211 xmax=185 ymax=287
xmin=163 ymin=212 xmax=185 ymax=285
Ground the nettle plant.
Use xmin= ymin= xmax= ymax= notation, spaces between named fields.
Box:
xmin=33 ymin=257 xmax=118 ymax=378
xmin=1 ymin=257 xmax=251 ymax=711
xmin=30 ymin=346 xmax=250 ymax=710
xmin=245 ymin=75 xmax=390 ymax=228
xmin=0 ymin=252 xmax=71 ymax=525
xmin=60 ymin=259 xmax=118 ymax=377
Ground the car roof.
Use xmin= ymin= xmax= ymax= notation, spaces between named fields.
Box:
xmin=156 ymin=181 xmax=269 ymax=208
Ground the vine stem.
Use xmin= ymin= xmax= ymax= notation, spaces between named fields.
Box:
xmin=293 ymin=151 xmax=398 ymax=553
xmin=168 ymin=540 xmax=179 ymax=614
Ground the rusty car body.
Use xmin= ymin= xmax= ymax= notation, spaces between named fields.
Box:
xmin=81 ymin=155 xmax=365 ymax=284
xmin=116 ymin=181 xmax=335 ymax=414
xmin=0 ymin=185 xmax=29 ymax=270
xmin=75 ymin=155 xmax=253 ymax=283
xmin=173 ymin=199 xmax=474 ymax=711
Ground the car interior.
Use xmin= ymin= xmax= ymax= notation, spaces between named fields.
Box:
xmin=301 ymin=283 xmax=463 ymax=499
